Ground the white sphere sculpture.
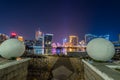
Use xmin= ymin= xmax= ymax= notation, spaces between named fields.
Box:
xmin=0 ymin=39 xmax=25 ymax=59
xmin=86 ymin=38 xmax=115 ymax=61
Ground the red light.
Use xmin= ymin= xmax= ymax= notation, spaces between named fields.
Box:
xmin=11 ymin=32 xmax=17 ymax=36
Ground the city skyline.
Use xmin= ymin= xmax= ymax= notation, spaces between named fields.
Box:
xmin=0 ymin=0 xmax=120 ymax=42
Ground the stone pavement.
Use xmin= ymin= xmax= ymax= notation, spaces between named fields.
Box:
xmin=51 ymin=57 xmax=83 ymax=80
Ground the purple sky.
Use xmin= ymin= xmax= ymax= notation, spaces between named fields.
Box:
xmin=0 ymin=0 xmax=120 ymax=42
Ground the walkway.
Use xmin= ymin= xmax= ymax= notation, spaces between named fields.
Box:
xmin=51 ymin=57 xmax=83 ymax=80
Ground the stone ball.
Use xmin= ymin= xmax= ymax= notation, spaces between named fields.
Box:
xmin=0 ymin=39 xmax=25 ymax=59
xmin=86 ymin=38 xmax=115 ymax=61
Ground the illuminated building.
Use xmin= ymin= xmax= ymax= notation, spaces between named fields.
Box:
xmin=34 ymin=29 xmax=44 ymax=54
xmin=24 ymin=40 xmax=34 ymax=53
xmin=35 ymin=29 xmax=42 ymax=40
xmin=18 ymin=36 xmax=24 ymax=41
xmin=0 ymin=33 xmax=9 ymax=41
xmin=62 ymin=38 xmax=67 ymax=46
xmin=44 ymin=34 xmax=53 ymax=47
xmin=35 ymin=37 xmax=44 ymax=46
xmin=34 ymin=36 xmax=44 ymax=54
xmin=51 ymin=43 xmax=57 ymax=48
xmin=51 ymin=42 xmax=67 ymax=55
xmin=44 ymin=33 xmax=53 ymax=54
xmin=10 ymin=32 xmax=17 ymax=38
xmin=79 ymin=40 xmax=86 ymax=52
xmin=35 ymin=36 xmax=44 ymax=54
xmin=85 ymin=34 xmax=110 ymax=43
xmin=69 ymin=35 xmax=78 ymax=46
xmin=0 ymin=33 xmax=9 ymax=44
xmin=56 ymin=47 xmax=62 ymax=55
xmin=67 ymin=35 xmax=79 ymax=52
xmin=62 ymin=48 xmax=67 ymax=55
xmin=51 ymin=43 xmax=57 ymax=54
xmin=52 ymin=48 xmax=56 ymax=55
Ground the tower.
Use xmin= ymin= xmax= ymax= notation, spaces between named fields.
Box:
xmin=35 ymin=29 xmax=42 ymax=41
xmin=69 ymin=35 xmax=78 ymax=46
xmin=34 ymin=29 xmax=44 ymax=54
xmin=44 ymin=33 xmax=53 ymax=54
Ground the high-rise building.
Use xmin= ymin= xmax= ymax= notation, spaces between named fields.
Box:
xmin=35 ymin=29 xmax=42 ymax=40
xmin=34 ymin=29 xmax=44 ymax=54
xmin=69 ymin=35 xmax=78 ymax=46
xmin=35 ymin=37 xmax=43 ymax=46
xmin=44 ymin=33 xmax=53 ymax=54
xmin=85 ymin=34 xmax=110 ymax=43
xmin=44 ymin=34 xmax=53 ymax=47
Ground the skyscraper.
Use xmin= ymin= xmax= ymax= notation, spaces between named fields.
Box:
xmin=44 ymin=34 xmax=53 ymax=47
xmin=69 ymin=35 xmax=78 ymax=46
xmin=35 ymin=29 xmax=42 ymax=41
xmin=44 ymin=33 xmax=53 ymax=54
xmin=34 ymin=29 xmax=44 ymax=54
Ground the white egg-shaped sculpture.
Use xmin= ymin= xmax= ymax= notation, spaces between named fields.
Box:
xmin=0 ymin=39 xmax=25 ymax=59
xmin=86 ymin=38 xmax=115 ymax=61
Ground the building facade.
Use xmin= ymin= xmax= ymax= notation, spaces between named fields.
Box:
xmin=85 ymin=34 xmax=110 ymax=43
xmin=69 ymin=35 xmax=78 ymax=46
xmin=44 ymin=34 xmax=53 ymax=54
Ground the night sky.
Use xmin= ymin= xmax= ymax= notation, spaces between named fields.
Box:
xmin=0 ymin=0 xmax=120 ymax=42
